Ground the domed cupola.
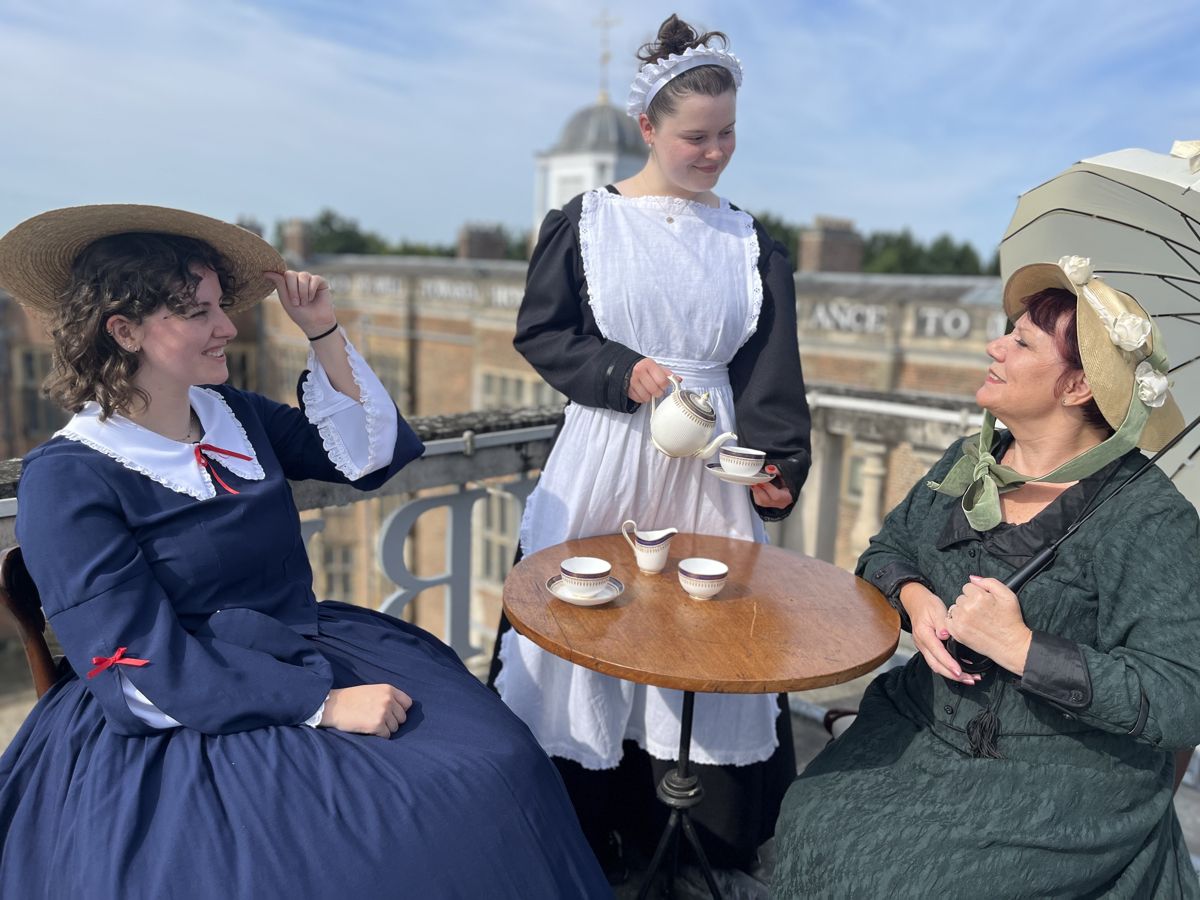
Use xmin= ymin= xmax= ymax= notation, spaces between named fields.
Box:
xmin=533 ymin=97 xmax=648 ymax=232
xmin=550 ymin=102 xmax=645 ymax=155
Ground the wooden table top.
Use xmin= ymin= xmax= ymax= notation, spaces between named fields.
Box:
xmin=503 ymin=533 xmax=900 ymax=694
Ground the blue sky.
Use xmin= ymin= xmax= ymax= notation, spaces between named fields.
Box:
xmin=0 ymin=0 xmax=1196 ymax=257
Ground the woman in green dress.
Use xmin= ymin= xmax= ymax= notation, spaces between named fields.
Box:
xmin=773 ymin=256 xmax=1200 ymax=898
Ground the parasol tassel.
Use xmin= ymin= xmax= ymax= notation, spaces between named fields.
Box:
xmin=1170 ymin=140 xmax=1200 ymax=174
xmin=966 ymin=678 xmax=1007 ymax=759
xmin=966 ymin=707 xmax=1002 ymax=758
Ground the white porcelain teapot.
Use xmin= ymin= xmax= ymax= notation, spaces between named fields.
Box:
xmin=649 ymin=374 xmax=737 ymax=459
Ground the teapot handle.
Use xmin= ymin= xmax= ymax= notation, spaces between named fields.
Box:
xmin=649 ymin=373 xmax=683 ymax=416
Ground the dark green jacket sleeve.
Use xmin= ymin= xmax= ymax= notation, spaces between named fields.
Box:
xmin=855 ymin=440 xmax=965 ymax=631
xmin=1019 ymin=497 xmax=1200 ymax=751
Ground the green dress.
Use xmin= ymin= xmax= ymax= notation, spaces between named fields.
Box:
xmin=773 ymin=434 xmax=1200 ymax=898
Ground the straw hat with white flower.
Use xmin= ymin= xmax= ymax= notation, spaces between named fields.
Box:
xmin=1004 ymin=255 xmax=1183 ymax=451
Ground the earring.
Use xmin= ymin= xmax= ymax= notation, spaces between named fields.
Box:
xmin=1061 ymin=398 xmax=1069 ymax=406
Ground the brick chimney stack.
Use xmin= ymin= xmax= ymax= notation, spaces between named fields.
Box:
xmin=457 ymin=224 xmax=508 ymax=260
xmin=799 ymin=216 xmax=864 ymax=273
xmin=282 ymin=218 xmax=311 ymax=264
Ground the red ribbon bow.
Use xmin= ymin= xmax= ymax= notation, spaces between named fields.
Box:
xmin=87 ymin=647 xmax=150 ymax=679
xmin=194 ymin=443 xmax=253 ymax=495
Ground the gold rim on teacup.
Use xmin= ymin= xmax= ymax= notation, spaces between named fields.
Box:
xmin=559 ymin=556 xmax=612 ymax=598
xmin=718 ymin=445 xmax=765 ymax=477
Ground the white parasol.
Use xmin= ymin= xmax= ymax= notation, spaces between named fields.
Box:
xmin=999 ymin=140 xmax=1200 ymax=509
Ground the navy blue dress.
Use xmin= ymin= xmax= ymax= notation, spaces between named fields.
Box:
xmin=0 ymin=385 xmax=608 ymax=899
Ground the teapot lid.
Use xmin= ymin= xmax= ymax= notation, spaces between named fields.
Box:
xmin=679 ymin=388 xmax=715 ymax=422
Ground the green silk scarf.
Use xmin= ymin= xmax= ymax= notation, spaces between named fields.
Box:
xmin=929 ymin=401 xmax=1149 ymax=531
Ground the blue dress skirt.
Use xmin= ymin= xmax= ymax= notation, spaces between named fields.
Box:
xmin=0 ymin=384 xmax=608 ymax=899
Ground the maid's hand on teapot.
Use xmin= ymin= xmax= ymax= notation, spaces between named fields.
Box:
xmin=750 ymin=466 xmax=794 ymax=509
xmin=629 ymin=358 xmax=677 ymax=404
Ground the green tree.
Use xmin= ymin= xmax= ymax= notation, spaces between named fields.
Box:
xmin=393 ymin=239 xmax=455 ymax=257
xmin=504 ymin=227 xmax=532 ymax=261
xmin=306 ymin=209 xmax=392 ymax=255
xmin=863 ymin=229 xmax=985 ymax=275
xmin=863 ymin=228 xmax=925 ymax=273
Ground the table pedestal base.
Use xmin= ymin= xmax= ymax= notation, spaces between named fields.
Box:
xmin=635 ymin=691 xmax=725 ymax=900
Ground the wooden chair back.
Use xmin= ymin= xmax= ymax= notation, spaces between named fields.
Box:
xmin=0 ymin=545 xmax=57 ymax=698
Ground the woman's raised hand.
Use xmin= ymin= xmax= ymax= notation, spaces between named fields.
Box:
xmin=628 ymin=358 xmax=676 ymax=404
xmin=321 ymin=684 xmax=413 ymax=737
xmin=899 ymin=581 xmax=979 ymax=686
xmin=265 ymin=270 xmax=337 ymax=340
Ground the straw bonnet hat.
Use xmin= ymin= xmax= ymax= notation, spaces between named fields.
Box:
xmin=1003 ymin=256 xmax=1183 ymax=451
xmin=0 ymin=204 xmax=285 ymax=314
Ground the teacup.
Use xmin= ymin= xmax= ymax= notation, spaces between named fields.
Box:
xmin=559 ymin=557 xmax=612 ymax=598
xmin=678 ymin=557 xmax=728 ymax=601
xmin=718 ymin=446 xmax=765 ymax=477
xmin=620 ymin=520 xmax=678 ymax=574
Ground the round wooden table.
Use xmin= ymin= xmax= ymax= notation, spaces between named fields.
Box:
xmin=503 ymin=532 xmax=899 ymax=899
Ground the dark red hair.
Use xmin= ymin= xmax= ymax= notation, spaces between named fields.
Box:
xmin=1021 ymin=288 xmax=1114 ymax=436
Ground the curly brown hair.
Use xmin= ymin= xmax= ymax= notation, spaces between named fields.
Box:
xmin=638 ymin=14 xmax=735 ymax=126
xmin=44 ymin=232 xmax=238 ymax=418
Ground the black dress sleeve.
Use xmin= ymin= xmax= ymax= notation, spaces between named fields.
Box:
xmin=513 ymin=196 xmax=645 ymax=413
xmin=729 ymin=223 xmax=813 ymax=521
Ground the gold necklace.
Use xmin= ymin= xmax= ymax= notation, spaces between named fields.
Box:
xmin=632 ymin=174 xmax=682 ymax=224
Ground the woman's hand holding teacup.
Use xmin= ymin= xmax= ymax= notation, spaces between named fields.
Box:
xmin=750 ymin=465 xmax=793 ymax=509
xmin=899 ymin=581 xmax=979 ymax=686
xmin=945 ymin=576 xmax=1033 ymax=677
xmin=629 ymin=358 xmax=676 ymax=404
xmin=265 ymin=270 xmax=336 ymax=340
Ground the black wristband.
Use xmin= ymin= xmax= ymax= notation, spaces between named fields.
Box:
xmin=307 ymin=322 xmax=339 ymax=342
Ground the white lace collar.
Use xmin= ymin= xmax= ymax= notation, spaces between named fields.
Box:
xmin=56 ymin=386 xmax=267 ymax=500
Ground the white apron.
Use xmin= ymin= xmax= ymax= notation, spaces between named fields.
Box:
xmin=496 ymin=188 xmax=780 ymax=769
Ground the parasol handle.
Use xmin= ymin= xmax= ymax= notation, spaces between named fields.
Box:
xmin=1004 ymin=545 xmax=1057 ymax=593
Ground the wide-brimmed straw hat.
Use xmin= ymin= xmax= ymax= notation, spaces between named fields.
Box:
xmin=1003 ymin=256 xmax=1183 ymax=451
xmin=0 ymin=204 xmax=285 ymax=314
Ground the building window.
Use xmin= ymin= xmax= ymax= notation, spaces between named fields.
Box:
xmin=322 ymin=543 xmax=355 ymax=602
xmin=843 ymin=453 xmax=865 ymax=502
xmin=16 ymin=349 xmax=64 ymax=441
xmin=476 ymin=491 xmax=520 ymax=587
xmin=477 ymin=369 xmax=563 ymax=410
xmin=225 ymin=348 xmax=253 ymax=391
xmin=275 ymin=347 xmax=310 ymax=401
xmin=373 ymin=355 xmax=406 ymax=404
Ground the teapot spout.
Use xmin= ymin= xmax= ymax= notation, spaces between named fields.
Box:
xmin=694 ymin=432 xmax=737 ymax=460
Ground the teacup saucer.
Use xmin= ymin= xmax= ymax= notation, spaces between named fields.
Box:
xmin=546 ymin=574 xmax=625 ymax=607
xmin=705 ymin=463 xmax=774 ymax=486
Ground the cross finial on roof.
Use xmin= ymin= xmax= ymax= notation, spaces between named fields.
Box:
xmin=593 ymin=8 xmax=619 ymax=105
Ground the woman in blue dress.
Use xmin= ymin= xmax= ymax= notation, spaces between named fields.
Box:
xmin=0 ymin=205 xmax=608 ymax=899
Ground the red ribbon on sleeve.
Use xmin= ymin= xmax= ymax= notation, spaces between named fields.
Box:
xmin=87 ymin=647 xmax=150 ymax=679
xmin=194 ymin=444 xmax=253 ymax=495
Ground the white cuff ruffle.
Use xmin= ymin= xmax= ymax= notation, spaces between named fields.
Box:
xmin=301 ymin=329 xmax=398 ymax=480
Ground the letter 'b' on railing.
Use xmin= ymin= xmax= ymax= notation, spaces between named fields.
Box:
xmin=376 ymin=487 xmax=489 ymax=659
